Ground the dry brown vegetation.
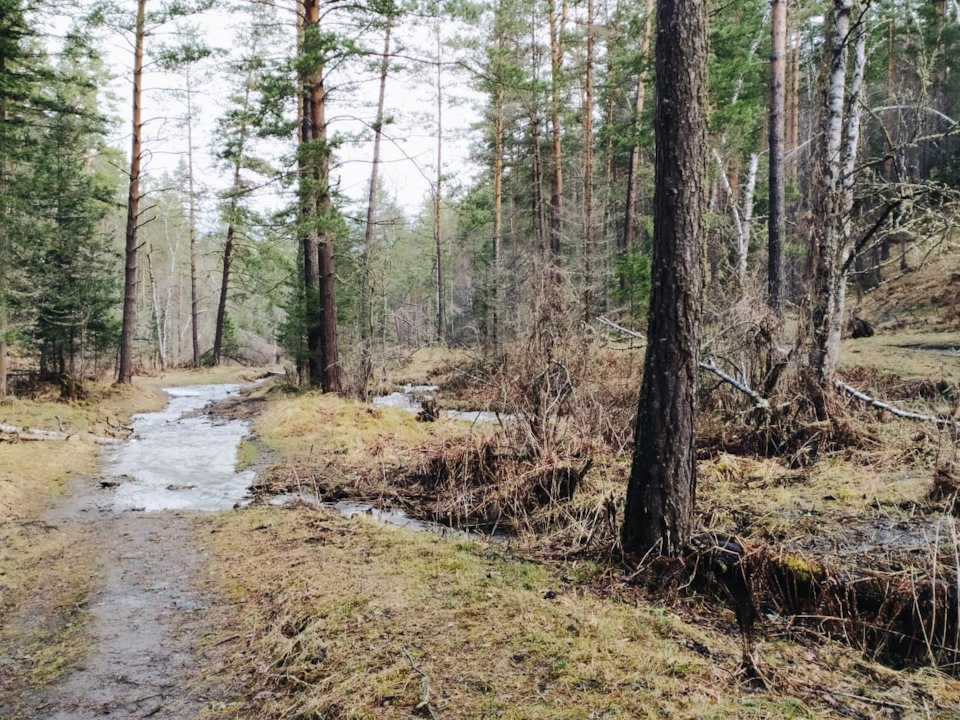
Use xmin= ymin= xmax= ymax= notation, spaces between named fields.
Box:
xmin=202 ymin=504 xmax=960 ymax=719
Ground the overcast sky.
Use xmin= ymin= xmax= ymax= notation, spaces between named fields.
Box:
xmin=68 ymin=1 xmax=482 ymax=230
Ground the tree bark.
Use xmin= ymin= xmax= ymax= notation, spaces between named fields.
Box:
xmin=118 ymin=0 xmax=147 ymax=384
xmin=546 ymin=0 xmax=566 ymax=267
xmin=530 ymin=109 xmax=546 ymax=255
xmin=0 ymin=308 xmax=8 ymax=398
xmin=621 ymin=0 xmax=707 ymax=556
xmin=186 ymin=69 xmax=200 ymax=367
xmin=768 ymin=0 xmax=786 ymax=317
xmin=305 ymin=0 xmax=341 ymax=392
xmin=808 ymin=0 xmax=857 ymax=415
xmin=581 ymin=0 xmax=595 ymax=319
xmin=146 ymin=246 xmax=166 ymax=371
xmin=359 ymin=18 xmax=391 ymax=391
xmin=213 ymin=64 xmax=254 ymax=366
xmin=491 ymin=3 xmax=504 ymax=347
xmin=622 ymin=0 xmax=654 ymax=256
xmin=434 ymin=20 xmax=445 ymax=343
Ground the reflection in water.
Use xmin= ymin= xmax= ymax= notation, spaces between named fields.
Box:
xmin=107 ymin=384 xmax=255 ymax=512
xmin=269 ymin=492 xmax=506 ymax=542
xmin=372 ymin=384 xmax=510 ymax=424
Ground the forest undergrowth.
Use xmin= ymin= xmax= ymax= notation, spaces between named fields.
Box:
xmin=238 ymin=301 xmax=960 ymax=689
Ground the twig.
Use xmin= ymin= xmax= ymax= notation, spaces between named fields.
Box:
xmin=597 ymin=315 xmax=645 ymax=341
xmin=699 ymin=358 xmax=770 ymax=410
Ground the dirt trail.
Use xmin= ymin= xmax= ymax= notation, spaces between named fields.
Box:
xmin=36 ymin=503 xmax=218 ymax=719
xmin=2 ymin=384 xmax=255 ymax=719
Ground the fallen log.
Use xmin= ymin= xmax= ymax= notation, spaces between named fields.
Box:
xmin=836 ymin=381 xmax=960 ymax=428
xmin=0 ymin=423 xmax=119 ymax=445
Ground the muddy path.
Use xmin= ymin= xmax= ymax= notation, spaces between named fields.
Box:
xmin=6 ymin=384 xmax=255 ymax=720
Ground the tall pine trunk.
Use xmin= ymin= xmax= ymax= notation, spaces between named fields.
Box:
xmin=491 ymin=4 xmax=504 ymax=348
xmin=546 ymin=0 xmax=566 ymax=267
xmin=186 ymin=70 xmax=200 ymax=366
xmin=360 ymin=19 xmax=392 ymax=390
xmin=305 ymin=2 xmax=341 ymax=393
xmin=621 ymin=0 xmax=707 ymax=556
xmin=581 ymin=0 xmax=594 ymax=319
xmin=118 ymin=0 xmax=147 ymax=384
xmin=768 ymin=0 xmax=786 ymax=317
xmin=434 ymin=20 xmax=445 ymax=343
xmin=0 ymin=308 xmax=8 ymax=397
xmin=622 ymin=0 xmax=653 ymax=257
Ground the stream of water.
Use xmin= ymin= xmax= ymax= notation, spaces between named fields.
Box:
xmin=106 ymin=384 xmax=255 ymax=512
xmin=372 ymin=383 xmax=510 ymax=424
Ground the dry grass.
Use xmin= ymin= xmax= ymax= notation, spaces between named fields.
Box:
xmin=0 ymin=367 xmax=249 ymax=700
xmin=855 ymin=246 xmax=960 ymax=333
xmin=840 ymin=332 xmax=960 ymax=383
xmin=0 ymin=439 xmax=99 ymax=699
xmin=249 ymin=390 xmax=488 ymax=497
xmin=201 ymin=504 xmax=960 ymax=719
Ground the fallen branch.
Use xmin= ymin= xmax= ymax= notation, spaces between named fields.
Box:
xmin=699 ymin=359 xmax=770 ymax=410
xmin=597 ymin=315 xmax=645 ymax=341
xmin=597 ymin=316 xmax=770 ymax=408
xmin=0 ymin=423 xmax=119 ymax=444
xmin=836 ymin=380 xmax=960 ymax=428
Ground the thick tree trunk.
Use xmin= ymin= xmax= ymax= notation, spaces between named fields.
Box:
xmin=359 ymin=20 xmax=391 ymax=390
xmin=300 ymin=20 xmax=322 ymax=387
xmin=305 ymin=0 xmax=341 ymax=392
xmin=118 ymin=0 xmax=147 ymax=384
xmin=186 ymin=71 xmax=200 ymax=367
xmin=768 ymin=0 xmax=786 ymax=317
xmin=622 ymin=0 xmax=707 ymax=556
xmin=622 ymin=0 xmax=654 ymax=256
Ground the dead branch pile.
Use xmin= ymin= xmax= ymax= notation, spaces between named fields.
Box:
xmin=395 ymin=434 xmax=594 ymax=534
xmin=647 ymin=533 xmax=960 ymax=673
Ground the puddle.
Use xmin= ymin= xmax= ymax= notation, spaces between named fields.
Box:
xmin=898 ymin=343 xmax=960 ymax=357
xmin=373 ymin=384 xmax=511 ymax=424
xmin=106 ymin=384 xmax=255 ymax=512
xmin=270 ymin=492 xmax=507 ymax=542
xmin=783 ymin=513 xmax=959 ymax=558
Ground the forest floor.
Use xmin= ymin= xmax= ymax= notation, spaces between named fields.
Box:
xmin=3 ymin=329 xmax=960 ymax=718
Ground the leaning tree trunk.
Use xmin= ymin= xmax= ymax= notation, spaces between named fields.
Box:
xmin=213 ymin=69 xmax=252 ymax=367
xmin=118 ymin=0 xmax=147 ymax=384
xmin=621 ymin=0 xmax=707 ymax=556
xmin=359 ymin=18 xmax=392 ymax=392
xmin=768 ymin=0 xmax=786 ymax=318
xmin=622 ymin=0 xmax=654 ymax=257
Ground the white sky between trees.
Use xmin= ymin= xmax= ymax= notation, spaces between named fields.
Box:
xmin=55 ymin=2 xmax=480 ymax=232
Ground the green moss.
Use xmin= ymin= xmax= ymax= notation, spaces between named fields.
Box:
xmin=236 ymin=439 xmax=260 ymax=471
